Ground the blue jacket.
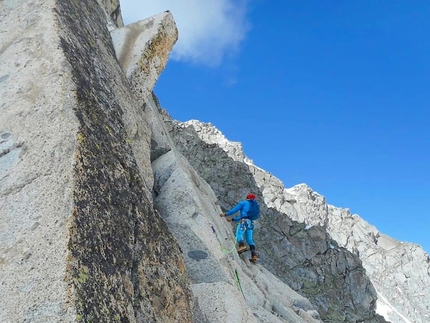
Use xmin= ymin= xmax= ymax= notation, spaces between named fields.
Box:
xmin=226 ymin=200 xmax=254 ymax=222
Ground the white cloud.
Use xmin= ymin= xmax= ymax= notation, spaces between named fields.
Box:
xmin=120 ymin=0 xmax=251 ymax=66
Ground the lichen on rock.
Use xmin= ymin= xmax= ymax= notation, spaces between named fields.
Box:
xmin=55 ymin=0 xmax=192 ymax=321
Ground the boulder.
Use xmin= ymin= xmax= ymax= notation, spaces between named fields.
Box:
xmin=111 ymin=11 xmax=178 ymax=101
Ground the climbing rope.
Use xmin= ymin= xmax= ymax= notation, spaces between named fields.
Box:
xmin=221 ymin=243 xmax=236 ymax=254
xmin=234 ymin=269 xmax=245 ymax=298
xmin=211 ymin=224 xmax=236 ymax=254
xmin=210 ymin=223 xmax=245 ymax=298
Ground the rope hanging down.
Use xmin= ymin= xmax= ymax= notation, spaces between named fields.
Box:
xmin=210 ymin=223 xmax=245 ymax=298
xmin=234 ymin=269 xmax=245 ymax=298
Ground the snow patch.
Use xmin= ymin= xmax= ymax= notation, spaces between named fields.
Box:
xmin=376 ymin=290 xmax=413 ymax=323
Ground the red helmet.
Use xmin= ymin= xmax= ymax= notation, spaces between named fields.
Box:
xmin=246 ymin=193 xmax=256 ymax=200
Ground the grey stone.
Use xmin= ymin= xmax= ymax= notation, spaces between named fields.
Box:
xmin=110 ymin=11 xmax=178 ymax=101
xmin=96 ymin=0 xmax=124 ymax=27
xmin=168 ymin=118 xmax=389 ymax=323
xmin=170 ymin=118 xmax=429 ymax=323
xmin=3 ymin=0 xmax=426 ymax=322
xmin=0 ymin=0 xmax=192 ymax=322
xmin=0 ymin=75 xmax=9 ymax=83
xmin=286 ymin=184 xmax=430 ymax=323
xmin=188 ymin=250 xmax=209 ymax=261
xmin=147 ymin=97 xmax=327 ymax=322
xmin=1 ymin=132 xmax=11 ymax=139
xmin=0 ymin=148 xmax=18 ymax=170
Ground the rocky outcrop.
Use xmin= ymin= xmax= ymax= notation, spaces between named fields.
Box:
xmin=286 ymin=184 xmax=430 ymax=323
xmin=2 ymin=0 xmax=427 ymax=322
xmin=182 ymin=120 xmax=253 ymax=164
xmin=168 ymin=119 xmax=429 ymax=323
xmin=0 ymin=0 xmax=191 ymax=322
xmin=146 ymin=95 xmax=325 ymax=323
xmin=111 ymin=12 xmax=178 ymax=101
xmin=166 ymin=119 xmax=387 ymax=323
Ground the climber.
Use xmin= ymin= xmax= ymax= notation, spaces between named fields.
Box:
xmin=220 ymin=193 xmax=260 ymax=263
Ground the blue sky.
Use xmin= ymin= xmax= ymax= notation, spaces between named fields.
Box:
xmin=121 ymin=1 xmax=430 ymax=253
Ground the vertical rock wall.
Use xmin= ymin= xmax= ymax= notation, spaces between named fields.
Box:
xmin=57 ymin=0 xmax=192 ymax=321
xmin=1 ymin=0 xmax=192 ymax=322
xmin=1 ymin=0 xmax=78 ymax=321
xmin=2 ymin=0 xmax=425 ymax=322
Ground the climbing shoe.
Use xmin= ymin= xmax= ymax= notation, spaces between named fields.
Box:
xmin=249 ymin=253 xmax=258 ymax=263
xmin=237 ymin=244 xmax=247 ymax=254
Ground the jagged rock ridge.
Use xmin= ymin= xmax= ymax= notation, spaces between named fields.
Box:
xmin=169 ymin=120 xmax=430 ymax=323
xmin=286 ymin=184 xmax=430 ymax=323
xmin=146 ymin=95 xmax=326 ymax=323
xmin=166 ymin=119 xmax=387 ymax=323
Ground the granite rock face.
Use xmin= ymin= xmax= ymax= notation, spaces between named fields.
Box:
xmin=97 ymin=0 xmax=124 ymax=27
xmin=1 ymin=0 xmax=78 ymax=320
xmin=168 ymin=119 xmax=429 ymax=323
xmin=111 ymin=12 xmax=178 ymax=101
xmin=0 ymin=0 xmax=192 ymax=322
xmin=286 ymin=184 xmax=430 ymax=323
xmin=2 ymin=0 xmax=427 ymax=322
xmin=145 ymin=95 xmax=325 ymax=323
xmin=166 ymin=119 xmax=387 ymax=323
